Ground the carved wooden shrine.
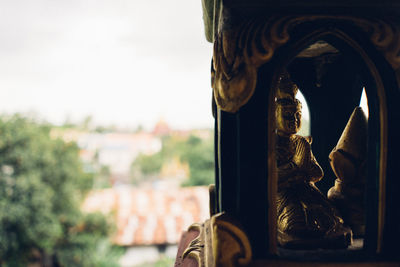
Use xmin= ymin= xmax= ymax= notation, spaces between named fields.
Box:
xmin=175 ymin=0 xmax=400 ymax=266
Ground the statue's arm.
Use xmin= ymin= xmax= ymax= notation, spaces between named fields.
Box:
xmin=278 ymin=161 xmax=298 ymax=177
xmin=277 ymin=161 xmax=308 ymax=184
xmin=293 ymin=136 xmax=324 ymax=183
xmin=308 ymin=152 xmax=324 ymax=183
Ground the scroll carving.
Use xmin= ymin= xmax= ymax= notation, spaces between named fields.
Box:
xmin=352 ymin=19 xmax=400 ymax=69
xmin=182 ymin=212 xmax=252 ymax=267
xmin=182 ymin=223 xmax=206 ymax=267
xmin=212 ymin=16 xmax=400 ymax=113
xmin=211 ymin=213 xmax=252 ymax=267
xmin=212 ymin=17 xmax=294 ymax=113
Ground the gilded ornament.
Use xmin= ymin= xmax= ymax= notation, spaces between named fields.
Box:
xmin=182 ymin=223 xmax=206 ymax=266
xmin=212 ymin=16 xmax=400 ymax=113
xmin=211 ymin=213 xmax=252 ymax=267
xmin=328 ymin=107 xmax=368 ymax=236
xmin=182 ymin=213 xmax=252 ymax=267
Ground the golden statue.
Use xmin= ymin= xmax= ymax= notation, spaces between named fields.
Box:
xmin=328 ymin=107 xmax=368 ymax=236
xmin=275 ymin=72 xmax=352 ymax=249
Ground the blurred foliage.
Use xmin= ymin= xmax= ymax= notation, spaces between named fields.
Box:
xmin=54 ymin=213 xmax=124 ymax=267
xmin=0 ymin=115 xmax=121 ymax=266
xmin=92 ymin=164 xmax=113 ymax=189
xmin=132 ymin=133 xmax=214 ymax=186
xmin=133 ymin=152 xmax=164 ymax=177
xmin=181 ymin=135 xmax=214 ymax=186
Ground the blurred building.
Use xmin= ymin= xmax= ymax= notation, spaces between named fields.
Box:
xmin=52 ymin=129 xmax=162 ymax=184
xmin=82 ymin=186 xmax=209 ymax=266
xmin=152 ymin=118 xmax=171 ymax=136
xmin=80 ymin=132 xmax=161 ymax=183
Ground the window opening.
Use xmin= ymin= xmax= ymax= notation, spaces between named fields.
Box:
xmin=360 ymin=87 xmax=369 ymax=118
xmin=296 ymin=90 xmax=311 ymax=137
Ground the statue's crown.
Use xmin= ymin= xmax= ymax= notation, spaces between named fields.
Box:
xmin=276 ymin=71 xmax=298 ymax=101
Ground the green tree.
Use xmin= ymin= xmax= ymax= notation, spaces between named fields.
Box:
xmin=131 ymin=133 xmax=215 ymax=186
xmin=181 ymin=135 xmax=214 ymax=186
xmin=133 ymin=152 xmax=164 ymax=176
xmin=0 ymin=115 xmax=122 ymax=266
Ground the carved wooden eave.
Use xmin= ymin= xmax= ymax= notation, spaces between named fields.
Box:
xmin=212 ymin=15 xmax=400 ymax=113
xmin=182 ymin=212 xmax=252 ymax=267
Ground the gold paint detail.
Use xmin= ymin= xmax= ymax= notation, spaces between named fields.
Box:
xmin=212 ymin=17 xmax=294 ymax=113
xmin=211 ymin=213 xmax=252 ymax=267
xmin=372 ymin=63 xmax=388 ymax=255
xmin=209 ymin=184 xmax=217 ymax=217
xmin=182 ymin=223 xmax=205 ymax=267
xmin=212 ymin=16 xmax=400 ymax=112
xmin=182 ymin=213 xmax=251 ymax=267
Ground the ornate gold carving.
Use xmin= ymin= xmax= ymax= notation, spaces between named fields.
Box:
xmin=182 ymin=213 xmax=252 ymax=267
xmin=211 ymin=213 xmax=252 ymax=267
xmin=353 ymin=19 xmax=400 ymax=70
xmin=212 ymin=16 xmax=400 ymax=113
xmin=182 ymin=223 xmax=206 ymax=267
xmin=212 ymin=17 xmax=292 ymax=113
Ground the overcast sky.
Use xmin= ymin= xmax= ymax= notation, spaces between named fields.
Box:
xmin=0 ymin=0 xmax=213 ymax=130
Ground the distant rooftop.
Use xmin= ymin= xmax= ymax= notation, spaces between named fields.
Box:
xmin=152 ymin=118 xmax=171 ymax=136
xmin=82 ymin=186 xmax=209 ymax=246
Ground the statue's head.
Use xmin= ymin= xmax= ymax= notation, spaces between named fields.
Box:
xmin=276 ymin=71 xmax=299 ymax=100
xmin=276 ymin=98 xmax=302 ymax=136
xmin=275 ymin=71 xmax=302 ymax=136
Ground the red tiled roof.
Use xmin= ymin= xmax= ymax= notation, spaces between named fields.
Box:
xmin=82 ymin=186 xmax=209 ymax=246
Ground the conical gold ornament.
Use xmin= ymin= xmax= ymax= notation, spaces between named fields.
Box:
xmin=334 ymin=107 xmax=368 ymax=161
